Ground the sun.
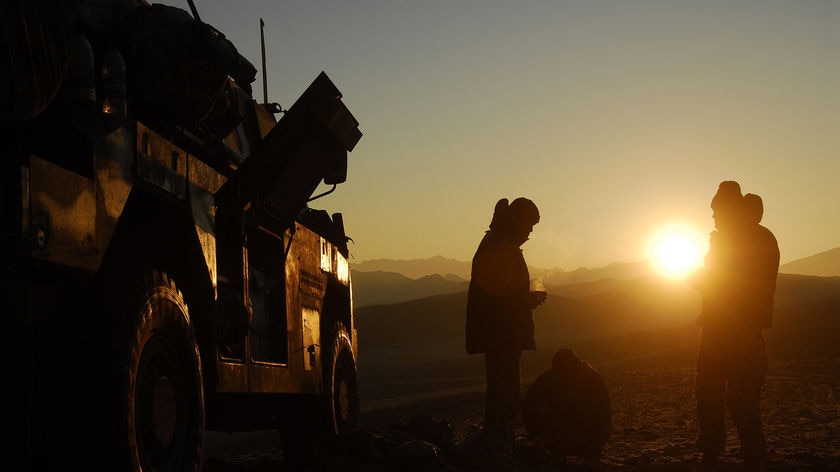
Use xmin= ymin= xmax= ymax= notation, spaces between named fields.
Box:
xmin=646 ymin=223 xmax=707 ymax=279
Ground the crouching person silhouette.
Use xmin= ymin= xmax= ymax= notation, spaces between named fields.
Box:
xmin=521 ymin=348 xmax=612 ymax=471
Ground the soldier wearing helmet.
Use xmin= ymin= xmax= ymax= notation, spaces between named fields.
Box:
xmin=689 ymin=181 xmax=780 ymax=472
xmin=466 ymin=197 xmax=547 ymax=471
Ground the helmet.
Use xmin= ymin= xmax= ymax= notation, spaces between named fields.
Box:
xmin=509 ymin=197 xmax=540 ymax=226
xmin=710 ymin=180 xmax=742 ymax=211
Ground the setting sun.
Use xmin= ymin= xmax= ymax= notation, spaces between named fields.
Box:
xmin=646 ymin=223 xmax=707 ymax=279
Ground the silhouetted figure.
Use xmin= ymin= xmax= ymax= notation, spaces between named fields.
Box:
xmin=688 ymin=181 xmax=780 ymax=472
xmin=521 ymin=348 xmax=611 ymax=471
xmin=466 ymin=197 xmax=547 ymax=471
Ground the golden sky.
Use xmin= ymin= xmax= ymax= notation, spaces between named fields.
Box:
xmin=195 ymin=0 xmax=839 ymax=270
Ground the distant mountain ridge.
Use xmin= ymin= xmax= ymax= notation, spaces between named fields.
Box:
xmin=352 ymin=256 xmax=649 ymax=285
xmin=355 ymin=274 xmax=704 ymax=350
xmin=351 ymin=270 xmax=467 ymax=307
xmin=780 ymin=247 xmax=840 ymax=277
xmin=350 ymin=262 xmax=651 ymax=307
xmin=354 ymin=246 xmax=839 ymax=284
xmin=352 ymin=256 xmax=472 ymax=280
xmin=351 ymin=247 xmax=839 ymax=308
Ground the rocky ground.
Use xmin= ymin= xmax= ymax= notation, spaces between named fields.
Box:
xmin=204 ymin=358 xmax=840 ymax=471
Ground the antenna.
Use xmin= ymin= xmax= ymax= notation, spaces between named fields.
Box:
xmin=260 ymin=18 xmax=268 ymax=104
xmin=187 ymin=0 xmax=202 ymax=22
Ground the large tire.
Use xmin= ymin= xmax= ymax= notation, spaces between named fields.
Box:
xmin=322 ymin=322 xmax=360 ymax=435
xmin=121 ymin=271 xmax=205 ymax=472
xmin=278 ymin=322 xmax=359 ymax=467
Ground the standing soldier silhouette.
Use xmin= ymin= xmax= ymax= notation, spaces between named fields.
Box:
xmin=466 ymin=197 xmax=546 ymax=471
xmin=689 ymin=181 xmax=780 ymax=472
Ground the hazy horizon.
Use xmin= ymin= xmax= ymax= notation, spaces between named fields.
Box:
xmin=191 ymin=0 xmax=839 ymax=270
xmin=350 ymin=245 xmax=837 ymax=271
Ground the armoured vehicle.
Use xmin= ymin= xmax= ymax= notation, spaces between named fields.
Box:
xmin=1 ymin=0 xmax=362 ymax=470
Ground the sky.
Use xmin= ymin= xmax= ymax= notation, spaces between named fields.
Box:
xmin=184 ymin=0 xmax=838 ymax=270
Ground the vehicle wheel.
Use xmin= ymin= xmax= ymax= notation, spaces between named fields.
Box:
xmin=323 ymin=322 xmax=360 ymax=434
xmin=122 ymin=271 xmax=204 ymax=471
xmin=278 ymin=322 xmax=359 ymax=467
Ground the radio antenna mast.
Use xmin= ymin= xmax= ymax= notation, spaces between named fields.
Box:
xmin=260 ymin=18 xmax=268 ymax=104
xmin=187 ymin=0 xmax=202 ymax=22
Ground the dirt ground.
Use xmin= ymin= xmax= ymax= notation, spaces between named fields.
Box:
xmin=204 ymin=357 xmax=840 ymax=471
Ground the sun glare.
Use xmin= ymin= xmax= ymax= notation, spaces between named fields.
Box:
xmin=646 ymin=223 xmax=707 ymax=279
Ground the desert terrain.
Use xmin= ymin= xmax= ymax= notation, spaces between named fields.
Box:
xmin=204 ymin=358 xmax=840 ymax=471
xmin=204 ymin=272 xmax=840 ymax=471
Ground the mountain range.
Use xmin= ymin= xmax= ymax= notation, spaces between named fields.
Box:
xmin=350 ymin=271 xmax=468 ymax=308
xmin=351 ymin=256 xmax=473 ymax=280
xmin=779 ymin=247 xmax=840 ymax=277
xmin=351 ymin=247 xmax=839 ymax=308
xmin=351 ymin=255 xmax=653 ymax=282
xmin=350 ymin=260 xmax=652 ymax=308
